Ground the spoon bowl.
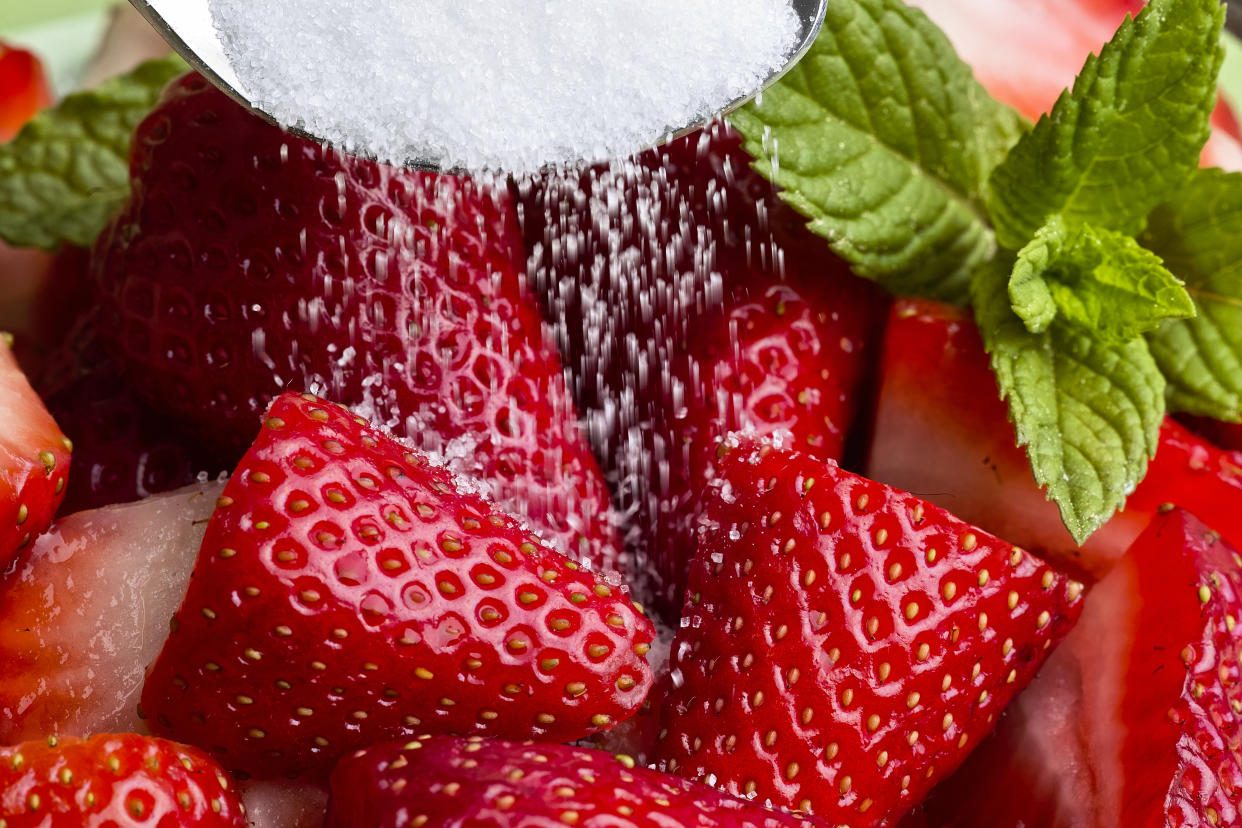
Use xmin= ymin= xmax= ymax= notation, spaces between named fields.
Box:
xmin=128 ymin=0 xmax=827 ymax=172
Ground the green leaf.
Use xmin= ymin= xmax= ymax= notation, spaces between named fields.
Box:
xmin=1142 ymin=168 xmax=1242 ymax=420
xmin=987 ymin=0 xmax=1225 ymax=250
xmin=1008 ymin=215 xmax=1194 ymax=343
xmin=972 ymin=260 xmax=1165 ymax=544
xmin=730 ymin=0 xmax=1027 ymax=303
xmin=0 ymin=56 xmax=187 ymax=250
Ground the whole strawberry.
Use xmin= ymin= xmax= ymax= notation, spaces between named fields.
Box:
xmin=325 ymin=735 xmax=821 ymax=828
xmin=92 ymin=72 xmax=621 ymax=570
xmin=655 ymin=436 xmax=1083 ymax=826
xmin=142 ymin=392 xmax=654 ymax=779
xmin=0 ymin=733 xmax=246 ymax=827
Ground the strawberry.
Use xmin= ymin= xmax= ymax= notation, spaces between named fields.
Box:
xmin=0 ymin=42 xmax=50 ymax=142
xmin=39 ymin=311 xmax=225 ymax=513
xmin=0 ymin=335 xmax=71 ymax=572
xmin=142 ymin=392 xmax=654 ymax=779
xmin=325 ymin=735 xmax=821 ymax=828
xmin=908 ymin=0 xmax=1242 ymax=170
xmin=921 ymin=507 xmax=1242 ymax=826
xmin=522 ymin=121 xmax=886 ymax=615
xmin=1180 ymin=415 xmax=1242 ymax=453
xmin=655 ymin=436 xmax=1083 ymax=826
xmin=0 ymin=732 xmax=246 ymax=826
xmin=0 ymin=480 xmax=221 ymax=745
xmin=868 ymin=298 xmax=1242 ymax=580
xmin=92 ymin=73 xmax=622 ymax=571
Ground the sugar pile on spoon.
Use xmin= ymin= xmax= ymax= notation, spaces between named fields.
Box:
xmin=208 ymin=0 xmax=800 ymax=174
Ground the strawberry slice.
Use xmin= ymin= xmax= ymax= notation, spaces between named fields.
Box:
xmin=325 ymin=735 xmax=820 ymax=828
xmin=655 ymin=436 xmax=1083 ymax=826
xmin=0 ymin=42 xmax=50 ymax=142
xmin=909 ymin=0 xmax=1242 ymax=170
xmin=0 ymin=732 xmax=246 ymax=826
xmin=867 ymin=299 xmax=1242 ymax=579
xmin=921 ymin=507 xmax=1242 ymax=826
xmin=0 ymin=335 xmax=71 ymax=572
xmin=93 ymin=72 xmax=621 ymax=571
xmin=0 ymin=481 xmax=221 ymax=745
xmin=142 ymin=392 xmax=654 ymax=780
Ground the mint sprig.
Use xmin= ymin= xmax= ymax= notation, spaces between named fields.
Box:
xmin=0 ymin=56 xmax=186 ymax=250
xmin=729 ymin=0 xmax=1027 ymax=302
xmin=1142 ymin=168 xmax=1242 ymax=420
xmin=735 ymin=0 xmax=1228 ymax=541
xmin=987 ymin=0 xmax=1224 ymax=249
xmin=1009 ymin=216 xmax=1193 ymax=344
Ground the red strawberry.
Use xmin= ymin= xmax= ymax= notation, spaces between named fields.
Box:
xmin=38 ymin=311 xmax=226 ymax=513
xmin=142 ymin=392 xmax=654 ymax=779
xmin=1180 ymin=416 xmax=1242 ymax=453
xmin=0 ymin=480 xmax=221 ymax=745
xmin=325 ymin=735 xmax=821 ymax=828
xmin=0 ymin=732 xmax=246 ymax=827
xmin=867 ymin=298 xmax=1242 ymax=580
xmin=0 ymin=42 xmax=50 ymax=142
xmin=655 ymin=436 xmax=1083 ymax=826
xmin=523 ymin=121 xmax=886 ymax=615
xmin=92 ymin=72 xmax=621 ymax=571
xmin=0 ymin=335 xmax=71 ymax=572
xmin=908 ymin=0 xmax=1242 ymax=170
xmin=921 ymin=507 xmax=1242 ymax=826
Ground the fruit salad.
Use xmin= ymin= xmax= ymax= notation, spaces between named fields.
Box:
xmin=1 ymin=0 xmax=1242 ymax=826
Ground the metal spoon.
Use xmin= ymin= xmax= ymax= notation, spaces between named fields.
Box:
xmin=127 ymin=0 xmax=827 ymax=172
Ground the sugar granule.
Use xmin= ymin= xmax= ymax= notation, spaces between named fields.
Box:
xmin=208 ymin=0 xmax=800 ymax=173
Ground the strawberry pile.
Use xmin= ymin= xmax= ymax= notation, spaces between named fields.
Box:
xmin=2 ymin=1 xmax=1242 ymax=827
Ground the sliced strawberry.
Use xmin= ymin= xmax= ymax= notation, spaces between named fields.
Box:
xmin=867 ymin=299 xmax=1242 ymax=579
xmin=921 ymin=507 xmax=1242 ymax=826
xmin=0 ymin=481 xmax=222 ymax=744
xmin=325 ymin=735 xmax=820 ymax=828
xmin=0 ymin=336 xmax=71 ymax=572
xmin=142 ymin=392 xmax=654 ymax=780
xmin=93 ymin=72 xmax=621 ymax=571
xmin=523 ymin=121 xmax=887 ymax=615
xmin=0 ymin=42 xmax=50 ymax=142
xmin=909 ymin=0 xmax=1242 ymax=170
xmin=39 ymin=311 xmax=226 ymax=513
xmin=0 ymin=732 xmax=246 ymax=826
xmin=654 ymin=436 xmax=1083 ymax=826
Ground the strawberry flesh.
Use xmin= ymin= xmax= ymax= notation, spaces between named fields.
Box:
xmin=0 ymin=732 xmax=246 ymax=826
xmin=325 ymin=735 xmax=822 ymax=828
xmin=142 ymin=392 xmax=654 ymax=780
xmin=93 ymin=72 xmax=621 ymax=570
xmin=656 ymin=436 xmax=1083 ymax=826
xmin=0 ymin=481 xmax=221 ymax=744
xmin=921 ymin=507 xmax=1242 ymax=826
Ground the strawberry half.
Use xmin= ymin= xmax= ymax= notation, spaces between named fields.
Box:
xmin=655 ymin=436 xmax=1083 ymax=826
xmin=93 ymin=72 xmax=621 ymax=570
xmin=921 ymin=507 xmax=1242 ymax=826
xmin=0 ymin=42 xmax=50 ymax=142
xmin=325 ymin=735 xmax=820 ymax=828
xmin=0 ymin=335 xmax=71 ymax=572
xmin=0 ymin=732 xmax=246 ymax=826
xmin=142 ymin=392 xmax=654 ymax=779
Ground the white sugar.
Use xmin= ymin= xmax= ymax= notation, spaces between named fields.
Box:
xmin=208 ymin=0 xmax=800 ymax=174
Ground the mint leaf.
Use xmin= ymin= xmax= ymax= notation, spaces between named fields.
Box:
xmin=973 ymin=262 xmax=1165 ymax=544
xmin=0 ymin=56 xmax=187 ymax=250
xmin=1142 ymin=168 xmax=1242 ymax=420
xmin=1009 ymin=215 xmax=1194 ymax=343
xmin=987 ymin=0 xmax=1225 ymax=250
xmin=730 ymin=0 xmax=1027 ymax=303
